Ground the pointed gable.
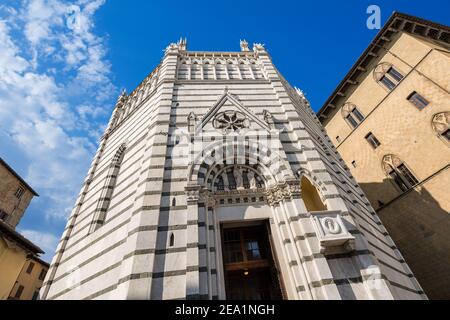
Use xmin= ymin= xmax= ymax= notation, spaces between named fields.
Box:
xmin=196 ymin=89 xmax=270 ymax=135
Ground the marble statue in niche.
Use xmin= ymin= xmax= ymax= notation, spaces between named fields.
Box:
xmin=247 ymin=170 xmax=257 ymax=189
xmin=233 ymin=167 xmax=244 ymax=190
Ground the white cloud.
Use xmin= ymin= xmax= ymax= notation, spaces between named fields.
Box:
xmin=20 ymin=229 xmax=59 ymax=262
xmin=0 ymin=20 xmax=29 ymax=82
xmin=0 ymin=0 xmax=116 ymax=223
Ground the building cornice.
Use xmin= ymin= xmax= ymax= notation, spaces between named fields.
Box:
xmin=0 ymin=219 xmax=44 ymax=254
xmin=317 ymin=11 xmax=450 ymax=124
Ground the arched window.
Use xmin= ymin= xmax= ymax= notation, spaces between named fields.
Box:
xmin=191 ymin=61 xmax=201 ymax=79
xmin=250 ymin=60 xmax=263 ymax=79
xmin=301 ymin=176 xmax=327 ymax=212
xmin=172 ymin=197 xmax=176 ymax=207
xmin=203 ymin=60 xmax=214 ymax=79
xmin=89 ymin=144 xmax=126 ymax=233
xmin=238 ymin=61 xmax=251 ymax=79
xmin=215 ymin=60 xmax=227 ymax=80
xmin=187 ymin=112 xmax=196 ymax=134
xmin=169 ymin=233 xmax=175 ymax=247
xmin=382 ymin=155 xmax=418 ymax=193
xmin=432 ymin=112 xmax=450 ymax=146
xmin=373 ymin=62 xmax=404 ymax=91
xmin=177 ymin=61 xmax=189 ymax=80
xmin=341 ymin=102 xmax=365 ymax=129
xmin=227 ymin=60 xmax=238 ymax=79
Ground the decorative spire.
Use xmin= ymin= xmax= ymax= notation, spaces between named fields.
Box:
xmin=164 ymin=42 xmax=178 ymax=55
xmin=115 ymin=89 xmax=127 ymax=108
xmin=178 ymin=37 xmax=187 ymax=51
xmin=240 ymin=39 xmax=250 ymax=52
xmin=252 ymin=43 xmax=266 ymax=52
xmin=294 ymin=87 xmax=312 ymax=108
xmin=294 ymin=87 xmax=306 ymax=99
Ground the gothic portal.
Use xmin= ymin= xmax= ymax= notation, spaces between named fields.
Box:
xmin=41 ymin=40 xmax=426 ymax=300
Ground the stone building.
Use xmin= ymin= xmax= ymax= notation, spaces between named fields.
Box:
xmin=8 ymin=255 xmax=49 ymax=300
xmin=0 ymin=157 xmax=48 ymax=300
xmin=0 ymin=157 xmax=38 ymax=228
xmin=317 ymin=12 xmax=450 ymax=299
xmin=41 ymin=39 xmax=425 ymax=300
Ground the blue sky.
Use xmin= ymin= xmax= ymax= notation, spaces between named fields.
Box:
xmin=0 ymin=0 xmax=448 ymax=262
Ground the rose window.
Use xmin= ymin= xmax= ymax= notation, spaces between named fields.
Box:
xmin=213 ymin=111 xmax=249 ymax=133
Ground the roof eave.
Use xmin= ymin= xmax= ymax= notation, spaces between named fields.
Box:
xmin=0 ymin=157 xmax=39 ymax=196
xmin=317 ymin=11 xmax=450 ymax=123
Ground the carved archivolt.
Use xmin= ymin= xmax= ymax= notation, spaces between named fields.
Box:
xmin=432 ymin=112 xmax=450 ymax=135
xmin=373 ymin=62 xmax=393 ymax=82
xmin=341 ymin=102 xmax=358 ymax=118
xmin=187 ymin=163 xmax=301 ymax=208
xmin=382 ymin=154 xmax=403 ymax=174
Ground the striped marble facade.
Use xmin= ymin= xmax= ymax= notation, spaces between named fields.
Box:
xmin=40 ymin=40 xmax=426 ymax=300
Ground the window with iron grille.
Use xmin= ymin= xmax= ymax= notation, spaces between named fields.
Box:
xmin=387 ymin=67 xmax=404 ymax=82
xmin=15 ymin=186 xmax=25 ymax=199
xmin=352 ymin=108 xmax=365 ymax=122
xmin=380 ymin=75 xmax=396 ymax=90
xmin=397 ymin=164 xmax=419 ymax=187
xmin=408 ymin=91 xmax=429 ymax=110
xmin=383 ymin=155 xmax=419 ymax=194
xmin=443 ymin=129 xmax=450 ymax=141
xmin=14 ymin=285 xmax=24 ymax=299
xmin=365 ymin=132 xmax=381 ymax=149
xmin=374 ymin=63 xmax=404 ymax=91
xmin=38 ymin=268 xmax=47 ymax=280
xmin=26 ymin=262 xmax=35 ymax=274
xmin=345 ymin=114 xmax=358 ymax=128
xmin=342 ymin=103 xmax=365 ymax=129
xmin=389 ymin=170 xmax=410 ymax=192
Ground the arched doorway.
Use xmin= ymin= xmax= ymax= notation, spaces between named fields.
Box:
xmin=186 ymin=140 xmax=299 ymax=300
xmin=209 ymin=165 xmax=284 ymax=300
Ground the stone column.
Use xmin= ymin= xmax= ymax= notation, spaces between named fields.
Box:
xmin=185 ymin=185 xmax=201 ymax=299
xmin=267 ymin=187 xmax=313 ymax=300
